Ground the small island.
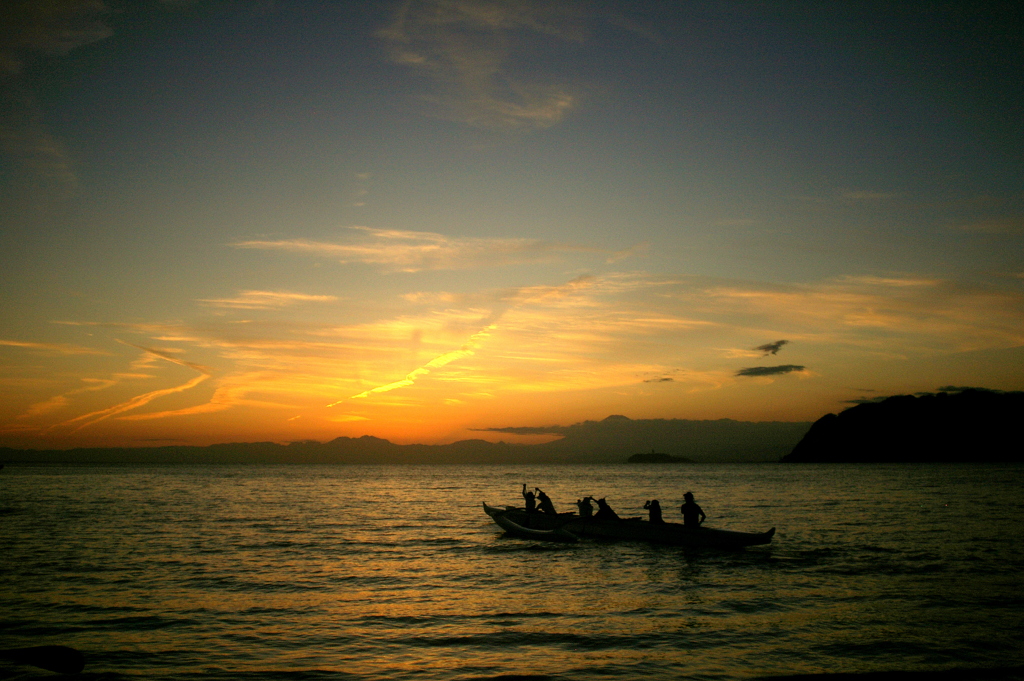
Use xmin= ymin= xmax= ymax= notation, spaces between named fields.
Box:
xmin=627 ymin=451 xmax=693 ymax=464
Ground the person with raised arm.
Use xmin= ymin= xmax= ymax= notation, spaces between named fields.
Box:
xmin=576 ymin=496 xmax=595 ymax=518
xmin=644 ymin=499 xmax=664 ymax=524
xmin=535 ymin=487 xmax=557 ymax=515
xmin=521 ymin=483 xmax=536 ymax=512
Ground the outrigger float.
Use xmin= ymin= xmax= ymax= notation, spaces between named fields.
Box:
xmin=483 ymin=502 xmax=775 ymax=549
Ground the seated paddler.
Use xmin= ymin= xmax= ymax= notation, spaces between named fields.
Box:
xmin=535 ymin=487 xmax=557 ymax=515
xmin=643 ymin=499 xmax=664 ymax=524
xmin=576 ymin=496 xmax=595 ymax=518
xmin=594 ymin=497 xmax=620 ymax=521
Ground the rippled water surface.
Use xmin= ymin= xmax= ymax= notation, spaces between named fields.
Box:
xmin=1 ymin=464 xmax=1022 ymax=680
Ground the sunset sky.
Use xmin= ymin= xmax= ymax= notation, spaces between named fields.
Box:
xmin=2 ymin=1 xmax=1022 ymax=449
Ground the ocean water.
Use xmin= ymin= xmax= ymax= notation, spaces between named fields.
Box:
xmin=1 ymin=463 xmax=1022 ymax=681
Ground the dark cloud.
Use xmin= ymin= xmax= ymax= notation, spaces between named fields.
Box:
xmin=643 ymin=377 xmax=674 ymax=383
xmin=0 ymin=0 xmax=113 ymax=72
xmin=844 ymin=396 xmax=888 ymax=404
xmin=473 ymin=415 xmax=813 ymax=463
xmin=754 ymin=339 xmax=789 ymax=356
xmin=936 ymin=385 xmax=999 ymax=393
xmin=846 ymin=386 xmax=1005 ymax=405
xmin=472 ymin=425 xmax=566 ymax=435
xmin=735 ymin=365 xmax=805 ymax=377
xmin=0 ymin=0 xmax=114 ymax=196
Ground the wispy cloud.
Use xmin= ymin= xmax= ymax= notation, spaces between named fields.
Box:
xmin=328 ymin=414 xmax=370 ymax=423
xmin=19 ymin=378 xmax=118 ymax=419
xmin=57 ymin=373 xmax=210 ymax=433
xmin=351 ymin=172 xmax=371 ymax=207
xmin=606 ymin=241 xmax=650 ymax=264
xmin=118 ymin=372 xmax=294 ymax=421
xmin=197 ymin=290 xmax=338 ymax=310
xmin=117 ymin=341 xmax=213 ymax=374
xmin=0 ymin=339 xmax=109 ymax=355
xmin=344 ymin=324 xmax=497 ymax=402
xmin=51 ymin=343 xmax=213 ymax=432
xmin=378 ymin=0 xmax=586 ymax=130
xmin=842 ymin=275 xmax=939 ymax=287
xmin=335 ymin=275 xmax=603 ymax=402
xmin=959 ymin=217 xmax=1024 ymax=235
xmin=701 ymin=274 xmax=1024 ymax=353
xmin=19 ymin=269 xmax=1024 ymax=441
xmin=839 ymin=190 xmax=898 ymax=201
xmin=1 ymin=0 xmax=114 ymax=196
xmin=234 ymin=226 xmax=628 ymax=272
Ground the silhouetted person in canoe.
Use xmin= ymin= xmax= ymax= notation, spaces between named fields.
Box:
xmin=576 ymin=496 xmax=595 ymax=518
xmin=644 ymin=499 xmax=664 ymax=524
xmin=522 ymin=484 xmax=536 ymax=513
xmin=680 ymin=491 xmax=705 ymax=528
xmin=535 ymin=487 xmax=557 ymax=515
xmin=594 ymin=497 xmax=620 ymax=521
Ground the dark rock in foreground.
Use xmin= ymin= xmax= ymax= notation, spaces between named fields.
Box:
xmin=782 ymin=388 xmax=1024 ymax=463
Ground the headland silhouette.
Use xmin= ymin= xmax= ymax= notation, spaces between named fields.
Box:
xmin=782 ymin=388 xmax=1024 ymax=463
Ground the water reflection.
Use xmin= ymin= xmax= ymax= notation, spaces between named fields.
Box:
xmin=1 ymin=464 xmax=1021 ymax=681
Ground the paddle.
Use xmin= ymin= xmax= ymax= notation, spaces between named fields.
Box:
xmin=0 ymin=646 xmax=85 ymax=674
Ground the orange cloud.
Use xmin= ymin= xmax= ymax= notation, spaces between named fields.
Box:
xmin=57 ymin=373 xmax=210 ymax=433
xmin=47 ymin=343 xmax=214 ymax=432
xmin=233 ymin=226 xmax=625 ymax=272
xmin=197 ymin=290 xmax=338 ymax=310
xmin=117 ymin=373 xmax=295 ymax=421
xmin=345 ymin=324 xmax=497 ymax=402
xmin=20 ymin=378 xmax=118 ymax=419
xmin=0 ymin=339 xmax=108 ymax=355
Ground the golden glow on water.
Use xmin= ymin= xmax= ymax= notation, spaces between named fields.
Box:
xmin=2 ymin=464 xmax=1021 ymax=680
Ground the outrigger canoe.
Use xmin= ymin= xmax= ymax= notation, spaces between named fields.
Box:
xmin=489 ymin=507 xmax=579 ymax=543
xmin=483 ymin=502 xmax=774 ymax=549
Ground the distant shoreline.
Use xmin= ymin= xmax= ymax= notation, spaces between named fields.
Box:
xmin=0 ymin=416 xmax=811 ymax=465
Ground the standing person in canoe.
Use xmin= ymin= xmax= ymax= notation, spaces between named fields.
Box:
xmin=535 ymin=487 xmax=557 ymax=515
xmin=522 ymin=484 xmax=537 ymax=512
xmin=680 ymin=491 xmax=706 ymax=528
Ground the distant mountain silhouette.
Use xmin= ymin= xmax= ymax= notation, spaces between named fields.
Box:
xmin=478 ymin=415 xmax=810 ymax=462
xmin=782 ymin=388 xmax=1024 ymax=463
xmin=0 ymin=436 xmax=517 ymax=466
xmin=0 ymin=415 xmax=810 ymax=465
xmin=627 ymin=451 xmax=693 ymax=463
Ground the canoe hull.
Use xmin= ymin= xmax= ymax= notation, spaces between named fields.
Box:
xmin=483 ymin=502 xmax=774 ymax=548
xmin=488 ymin=506 xmax=579 ymax=542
